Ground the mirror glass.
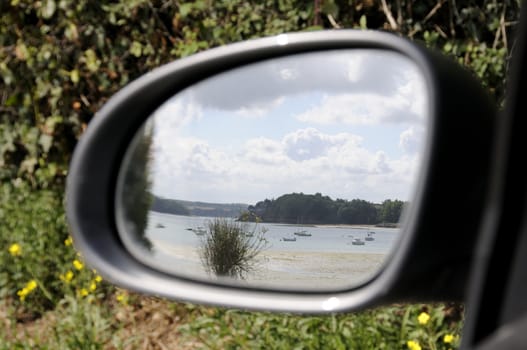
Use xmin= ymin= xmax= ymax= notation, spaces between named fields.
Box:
xmin=116 ymin=49 xmax=428 ymax=291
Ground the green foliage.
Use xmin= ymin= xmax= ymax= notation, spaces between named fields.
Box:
xmin=0 ymin=181 xmax=68 ymax=311
xmin=199 ymin=218 xmax=268 ymax=279
xmin=178 ymin=303 xmax=464 ymax=349
xmin=0 ymin=181 xmax=109 ymax=316
xmin=0 ymin=0 xmax=519 ymax=190
xmin=0 ymin=295 xmax=116 ymax=349
xmin=247 ymin=192 xmax=405 ymax=225
xmin=120 ymin=122 xmax=154 ymax=250
xmin=379 ymin=199 xmax=405 ymax=224
xmin=0 ymin=0 xmax=316 ymax=190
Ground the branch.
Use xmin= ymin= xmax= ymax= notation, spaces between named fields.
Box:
xmin=423 ymin=0 xmax=446 ymax=24
xmin=434 ymin=24 xmax=448 ymax=39
xmin=381 ymin=0 xmax=398 ymax=30
xmin=501 ymin=9 xmax=508 ymax=50
xmin=327 ymin=14 xmax=341 ymax=29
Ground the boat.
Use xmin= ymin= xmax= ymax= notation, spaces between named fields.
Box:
xmin=293 ymin=230 xmax=312 ymax=237
xmin=245 ymin=232 xmax=254 ymax=237
xmin=365 ymin=233 xmax=375 ymax=241
xmin=192 ymin=227 xmax=207 ymax=236
xmin=282 ymin=237 xmax=297 ymax=242
xmin=351 ymin=238 xmax=365 ymax=245
xmin=155 ymin=223 xmax=165 ymax=228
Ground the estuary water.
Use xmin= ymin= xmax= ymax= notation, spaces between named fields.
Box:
xmin=146 ymin=211 xmax=398 ymax=254
xmin=139 ymin=211 xmax=400 ymax=289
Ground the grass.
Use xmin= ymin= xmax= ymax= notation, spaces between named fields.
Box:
xmin=0 ymin=295 xmax=463 ymax=349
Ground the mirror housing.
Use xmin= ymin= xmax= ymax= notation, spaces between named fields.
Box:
xmin=67 ymin=30 xmax=495 ymax=313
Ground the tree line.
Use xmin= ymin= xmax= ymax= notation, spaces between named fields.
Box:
xmin=151 ymin=195 xmax=248 ymax=218
xmin=241 ymin=192 xmax=405 ymax=226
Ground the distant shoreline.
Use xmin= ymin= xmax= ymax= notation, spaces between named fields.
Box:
xmin=151 ymin=211 xmax=398 ymax=230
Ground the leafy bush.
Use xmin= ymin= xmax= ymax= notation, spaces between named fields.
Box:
xmin=200 ymin=218 xmax=268 ymax=279
xmin=0 ymin=182 xmax=109 ymax=316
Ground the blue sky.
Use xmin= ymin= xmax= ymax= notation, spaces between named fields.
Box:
xmin=143 ymin=49 xmax=428 ymax=204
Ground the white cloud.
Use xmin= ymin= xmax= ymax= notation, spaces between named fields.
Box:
xmin=234 ymin=97 xmax=285 ymax=118
xmin=399 ymin=126 xmax=425 ymax=154
xmin=295 ymin=93 xmax=419 ymax=126
xmin=396 ymin=69 xmax=428 ymax=118
xmin=152 ymin=98 xmax=203 ymax=130
xmin=282 ymin=127 xmax=358 ymax=161
xmin=149 ymin=127 xmax=420 ymax=203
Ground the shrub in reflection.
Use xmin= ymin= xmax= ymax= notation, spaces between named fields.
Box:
xmin=199 ymin=218 xmax=268 ymax=279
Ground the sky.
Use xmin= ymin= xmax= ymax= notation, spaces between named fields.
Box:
xmin=139 ymin=49 xmax=429 ymax=205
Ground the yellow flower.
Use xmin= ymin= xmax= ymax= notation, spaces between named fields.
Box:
xmin=8 ymin=243 xmax=21 ymax=256
xmin=407 ymin=340 xmax=422 ymax=350
xmin=89 ymin=281 xmax=97 ymax=291
xmin=79 ymin=288 xmax=89 ymax=297
xmin=94 ymin=275 xmax=102 ymax=283
xmin=17 ymin=280 xmax=38 ymax=301
xmin=17 ymin=288 xmax=29 ymax=301
xmin=60 ymin=270 xmax=74 ymax=283
xmin=116 ymin=292 xmax=128 ymax=305
xmin=26 ymin=280 xmax=37 ymax=291
xmin=73 ymin=259 xmax=84 ymax=270
xmin=444 ymin=334 xmax=455 ymax=344
xmin=418 ymin=312 xmax=430 ymax=325
xmin=64 ymin=237 xmax=73 ymax=246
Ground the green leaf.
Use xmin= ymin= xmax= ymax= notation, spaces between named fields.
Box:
xmin=65 ymin=23 xmax=79 ymax=41
xmin=41 ymin=0 xmax=57 ymax=19
xmin=83 ymin=49 xmax=100 ymax=72
xmin=39 ymin=134 xmax=53 ymax=153
xmin=359 ymin=15 xmax=367 ymax=29
xmin=130 ymin=41 xmax=142 ymax=58
xmin=70 ymin=69 xmax=80 ymax=84
xmin=180 ymin=3 xmax=193 ymax=18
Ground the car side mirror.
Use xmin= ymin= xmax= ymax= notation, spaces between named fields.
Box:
xmin=67 ymin=30 xmax=495 ymax=313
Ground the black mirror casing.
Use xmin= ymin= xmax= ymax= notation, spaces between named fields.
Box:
xmin=66 ymin=30 xmax=495 ymax=313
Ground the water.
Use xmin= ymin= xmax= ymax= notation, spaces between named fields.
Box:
xmin=146 ymin=211 xmax=398 ymax=255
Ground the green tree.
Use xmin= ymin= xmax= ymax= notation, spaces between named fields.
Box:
xmin=379 ymin=199 xmax=405 ymax=224
xmin=119 ymin=123 xmax=154 ymax=250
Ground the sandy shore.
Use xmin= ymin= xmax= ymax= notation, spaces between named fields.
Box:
xmin=151 ymin=240 xmax=387 ymax=290
xmin=248 ymin=250 xmax=386 ymax=289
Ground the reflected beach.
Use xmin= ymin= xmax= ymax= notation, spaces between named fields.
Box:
xmin=147 ymin=211 xmax=395 ymax=290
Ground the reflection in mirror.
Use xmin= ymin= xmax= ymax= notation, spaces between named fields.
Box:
xmin=116 ymin=49 xmax=428 ymax=291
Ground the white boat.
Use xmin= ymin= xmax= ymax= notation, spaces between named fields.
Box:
xmin=294 ymin=230 xmax=312 ymax=237
xmin=365 ymin=233 xmax=375 ymax=241
xmin=351 ymin=238 xmax=365 ymax=245
xmin=282 ymin=237 xmax=297 ymax=242
xmin=192 ymin=227 xmax=207 ymax=236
